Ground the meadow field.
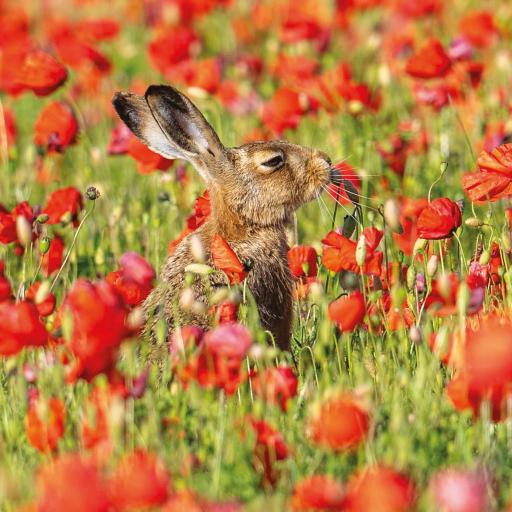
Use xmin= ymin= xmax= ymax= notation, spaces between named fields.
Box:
xmin=1 ymin=0 xmax=512 ymax=510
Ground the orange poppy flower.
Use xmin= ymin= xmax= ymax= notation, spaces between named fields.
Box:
xmin=251 ymin=366 xmax=298 ymax=411
xmin=25 ymin=282 xmax=56 ymax=317
xmin=405 ymin=38 xmax=452 ymax=79
xmin=459 ymin=11 xmax=498 ymax=48
xmin=16 ymin=49 xmax=67 ymax=96
xmin=290 ymin=475 xmax=345 ymax=511
xmin=288 ymin=245 xmax=318 ymax=278
xmin=307 ymin=391 xmax=369 ymax=451
xmin=42 ymin=236 xmax=65 ymax=277
xmin=211 ymin=234 xmax=246 ymax=284
xmin=34 ymin=102 xmax=78 ymax=153
xmin=43 ymin=187 xmax=83 ymax=225
xmin=416 ymin=198 xmax=462 ymax=240
xmin=328 ymin=291 xmax=366 ymax=333
xmin=25 ymin=397 xmax=65 ymax=453
xmin=127 ymin=136 xmax=173 ymax=174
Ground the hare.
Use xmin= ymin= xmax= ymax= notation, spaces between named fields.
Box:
xmin=112 ymin=85 xmax=332 ymax=351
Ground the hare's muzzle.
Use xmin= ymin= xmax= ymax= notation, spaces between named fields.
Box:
xmin=329 ymin=167 xmax=341 ymax=184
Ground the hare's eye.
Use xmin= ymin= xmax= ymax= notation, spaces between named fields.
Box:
xmin=261 ymin=155 xmax=284 ymax=168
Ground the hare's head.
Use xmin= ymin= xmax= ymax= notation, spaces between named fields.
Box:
xmin=113 ymin=85 xmax=332 ymax=227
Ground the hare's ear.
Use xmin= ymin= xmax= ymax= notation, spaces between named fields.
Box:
xmin=112 ymin=85 xmax=225 ymax=180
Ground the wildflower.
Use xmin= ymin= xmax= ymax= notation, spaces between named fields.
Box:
xmin=290 ymin=475 xmax=345 ymax=511
xmin=34 ymin=102 xmax=78 ymax=153
xmin=251 ymin=365 xmax=298 ymax=411
xmin=288 ymin=245 xmax=318 ymax=278
xmin=405 ymin=38 xmax=452 ymax=79
xmin=25 ymin=397 xmax=65 ymax=453
xmin=41 ymin=236 xmax=65 ymax=277
xmin=211 ymin=235 xmax=246 ymax=284
xmin=43 ymin=187 xmax=83 ymax=225
xmin=307 ymin=391 xmax=369 ymax=451
xmin=25 ymin=282 xmax=56 ymax=317
xmin=328 ymin=292 xmax=366 ymax=333
xmin=417 ymin=198 xmax=462 ymax=239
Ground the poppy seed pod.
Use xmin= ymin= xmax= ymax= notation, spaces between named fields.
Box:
xmin=406 ymin=265 xmax=417 ymax=290
xmin=16 ymin=215 xmax=32 ymax=247
xmin=465 ymin=216 xmax=483 ymax=228
xmin=479 ymin=250 xmax=490 ymax=265
xmin=190 ymin=234 xmax=206 ymax=263
xmin=39 ymin=236 xmax=51 ymax=255
xmin=383 ymin=198 xmax=401 ymax=231
xmin=413 ymin=238 xmax=428 ymax=255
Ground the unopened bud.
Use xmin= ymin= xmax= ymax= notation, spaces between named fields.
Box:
xmin=127 ymin=307 xmax=145 ymax=330
xmin=383 ymin=198 xmax=401 ymax=231
xmin=189 ymin=235 xmax=205 ymax=263
xmin=355 ymin=235 xmax=367 ymax=266
xmin=34 ymin=281 xmax=51 ymax=305
xmin=501 ymin=231 xmax=511 ymax=252
xmin=426 ymin=255 xmax=439 ymax=277
xmin=191 ymin=301 xmax=207 ymax=315
xmin=437 ymin=272 xmax=452 ymax=300
xmin=185 ymin=263 xmax=212 ymax=275
xmin=39 ymin=236 xmax=50 ymax=255
xmin=211 ymin=287 xmax=230 ymax=305
xmin=16 ymin=215 xmax=32 ymax=247
xmin=465 ymin=217 xmax=483 ymax=228
xmin=406 ymin=265 xmax=417 ymax=290
xmin=409 ymin=325 xmax=422 ymax=345
xmin=456 ymin=282 xmax=470 ymax=317
xmin=479 ymin=250 xmax=490 ymax=265
xmin=180 ymin=288 xmax=195 ymax=311
xmin=413 ymin=238 xmax=428 ymax=255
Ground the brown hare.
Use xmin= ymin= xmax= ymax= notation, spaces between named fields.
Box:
xmin=112 ymin=84 xmax=332 ymax=351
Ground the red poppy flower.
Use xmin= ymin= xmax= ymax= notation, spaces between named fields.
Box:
xmin=127 ymin=136 xmax=173 ymax=174
xmin=105 ymin=271 xmax=151 ymax=307
xmin=25 ymin=397 xmax=65 ymax=453
xmin=459 ymin=11 xmax=498 ymax=48
xmin=211 ymin=234 xmax=246 ymax=284
xmin=34 ymin=102 xmax=78 ymax=153
xmin=416 ymin=198 xmax=462 ymax=239
xmin=109 ymin=450 xmax=170 ymax=510
xmin=16 ymin=49 xmax=67 ymax=96
xmin=394 ymin=0 xmax=442 ymax=18
xmin=328 ymin=291 xmax=366 ymax=333
xmin=2 ymin=107 xmax=16 ymax=148
xmin=108 ymin=122 xmax=131 ymax=155
xmin=25 ymin=282 xmax=56 ymax=317
xmin=477 ymin=142 xmax=512 ymax=176
xmin=461 ymin=172 xmax=512 ymax=203
xmin=43 ymin=187 xmax=83 ymax=225
xmin=290 ymin=475 xmax=345 ymax=511
xmin=393 ymin=197 xmax=429 ymax=255
xmin=405 ymin=38 xmax=452 ymax=79
xmin=0 ymin=201 xmax=33 ymax=245
xmin=75 ymin=18 xmax=120 ymax=42
xmin=344 ymin=465 xmax=416 ymax=512
xmin=260 ymin=87 xmax=309 ymax=135
xmin=0 ymin=263 xmax=12 ymax=302
xmin=42 ymin=236 xmax=65 ymax=277
xmin=64 ymin=279 xmax=130 ymax=381
xmin=288 ymin=245 xmax=318 ymax=278
xmin=307 ymin=391 xmax=369 ymax=451
xmin=148 ymin=27 xmax=199 ymax=76
xmin=251 ymin=366 xmax=298 ymax=411
xmin=36 ymin=454 xmax=110 ymax=512
xmin=250 ymin=418 xmax=289 ymax=487
xmin=0 ymin=301 xmax=47 ymax=355
xmin=170 ymin=57 xmax=222 ymax=94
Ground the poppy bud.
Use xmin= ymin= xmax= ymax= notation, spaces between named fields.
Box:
xmin=426 ymin=255 xmax=438 ymax=277
xmin=190 ymin=235 xmax=205 ymax=263
xmin=406 ymin=265 xmax=416 ymax=290
xmin=355 ymin=235 xmax=367 ymax=266
xmin=479 ymin=250 xmax=490 ymax=265
xmin=191 ymin=301 xmax=207 ymax=315
xmin=211 ymin=287 xmax=230 ymax=304
xmin=409 ymin=325 xmax=422 ymax=345
xmin=437 ymin=272 xmax=452 ymax=300
xmin=185 ymin=263 xmax=212 ymax=275
xmin=456 ymin=282 xmax=470 ymax=316
xmin=501 ymin=231 xmax=511 ymax=252
xmin=383 ymin=198 xmax=401 ymax=232
xmin=348 ymin=100 xmax=363 ymax=115
xmin=86 ymin=186 xmax=100 ymax=201
xmin=34 ymin=281 xmax=51 ymax=305
xmin=127 ymin=307 xmax=145 ymax=330
xmin=413 ymin=238 xmax=427 ymax=255
xmin=39 ymin=236 xmax=51 ymax=255
xmin=465 ymin=216 xmax=483 ymax=228
xmin=36 ymin=213 xmax=49 ymax=224
xmin=342 ymin=214 xmax=357 ymax=238
xmin=16 ymin=215 xmax=32 ymax=247
xmin=180 ymin=288 xmax=195 ymax=311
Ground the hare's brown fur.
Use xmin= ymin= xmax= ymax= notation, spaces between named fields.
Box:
xmin=112 ymin=85 xmax=331 ymax=351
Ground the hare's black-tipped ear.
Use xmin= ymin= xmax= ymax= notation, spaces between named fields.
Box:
xmin=144 ymin=85 xmax=224 ymax=158
xmin=112 ymin=91 xmax=186 ymax=160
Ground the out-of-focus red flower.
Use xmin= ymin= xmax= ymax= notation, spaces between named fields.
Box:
xmin=2 ymin=107 xmax=16 ymax=148
xmin=16 ymin=49 xmax=67 ymax=96
xmin=211 ymin=235 xmax=246 ymax=284
xmin=405 ymin=38 xmax=452 ymax=79
xmin=0 ymin=301 xmax=47 ymax=355
xmin=326 ymin=161 xmax=361 ymax=205
xmin=459 ymin=11 xmax=498 ymax=48
xmin=273 ymin=53 xmax=320 ymax=86
xmin=210 ymin=300 xmax=239 ymax=325
xmin=328 ymin=292 xmax=366 ymax=333
xmin=26 ymin=282 xmax=56 ymax=317
xmin=394 ymin=0 xmax=442 ymax=18
xmin=416 ymin=198 xmax=462 ymax=240
xmin=34 ymin=102 xmax=78 ymax=153
xmin=75 ymin=18 xmax=120 ymax=42
xmin=119 ymin=252 xmax=155 ymax=286
xmin=184 ymin=323 xmax=252 ymax=395
xmin=251 ymin=366 xmax=298 ymax=411
xmin=109 ymin=450 xmax=170 ymax=510
xmin=25 ymin=397 xmax=65 ymax=453
xmin=322 ymin=230 xmax=382 ymax=276
xmin=307 ymin=391 xmax=369 ymax=451
xmin=290 ymin=475 xmax=345 ymax=511
xmin=36 ymin=454 xmax=110 ymax=512
xmin=64 ymin=279 xmax=130 ymax=381
xmin=0 ymin=201 xmax=34 ymax=245
xmin=127 ymin=136 xmax=173 ymax=174
xmin=108 ymin=122 xmax=131 ymax=155
xmin=393 ymin=197 xmax=428 ymax=255
xmin=260 ymin=87 xmax=309 ymax=135
xmin=148 ymin=27 xmax=199 ymax=77
xmin=0 ymin=262 xmax=12 ymax=301
xmin=250 ymin=418 xmax=288 ymax=487
xmin=288 ymin=245 xmax=318 ymax=278
xmin=429 ymin=468 xmax=489 ymax=512
xmin=42 ymin=235 xmax=65 ymax=277
xmin=344 ymin=465 xmax=417 ymax=512
xmin=377 ymin=134 xmax=410 ymax=176
xmin=171 ymin=57 xmax=222 ymax=94
xmin=447 ymin=316 xmax=512 ymax=421
xmin=169 ymin=325 xmax=204 ymax=360
xmin=43 ymin=187 xmax=83 ymax=225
